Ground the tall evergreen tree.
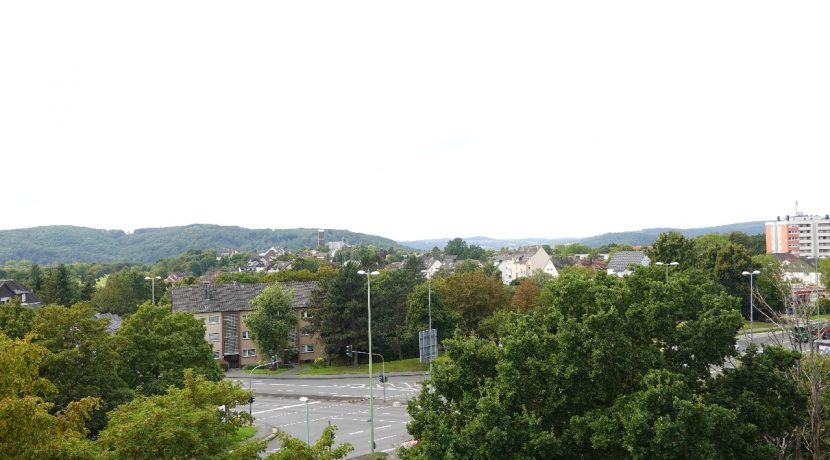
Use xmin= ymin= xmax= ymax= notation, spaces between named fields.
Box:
xmin=41 ymin=264 xmax=75 ymax=306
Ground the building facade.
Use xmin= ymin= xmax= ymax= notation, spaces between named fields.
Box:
xmin=171 ymin=281 xmax=323 ymax=368
xmin=0 ymin=280 xmax=40 ymax=307
xmin=766 ymin=213 xmax=830 ymax=259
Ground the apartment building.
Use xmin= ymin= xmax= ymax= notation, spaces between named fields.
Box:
xmin=494 ymin=247 xmax=558 ymax=284
xmin=171 ymin=281 xmax=322 ymax=368
xmin=766 ymin=212 xmax=830 ymax=259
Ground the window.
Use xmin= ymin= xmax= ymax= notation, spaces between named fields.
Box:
xmin=208 ymin=315 xmax=220 ymax=324
xmin=302 ymin=310 xmax=314 ymax=319
xmin=208 ymin=332 xmax=220 ymax=342
xmin=242 ymin=330 xmax=251 ymax=339
xmin=302 ymin=344 xmax=314 ymax=353
xmin=300 ymin=330 xmax=311 ymax=336
xmin=243 ymin=348 xmax=256 ymax=357
xmin=213 ymin=351 xmax=220 ymax=359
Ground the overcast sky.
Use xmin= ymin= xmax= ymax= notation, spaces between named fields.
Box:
xmin=2 ymin=1 xmax=827 ymax=241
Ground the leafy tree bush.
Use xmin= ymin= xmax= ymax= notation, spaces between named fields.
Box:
xmin=114 ymin=302 xmax=222 ymax=396
xmin=96 ymin=370 xmax=264 ymax=460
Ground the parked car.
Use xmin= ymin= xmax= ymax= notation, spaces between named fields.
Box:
xmin=792 ymin=321 xmax=830 ymax=342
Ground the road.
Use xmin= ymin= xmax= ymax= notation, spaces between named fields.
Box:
xmin=229 ymin=374 xmax=424 ymax=458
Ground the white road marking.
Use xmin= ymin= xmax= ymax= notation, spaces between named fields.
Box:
xmin=375 ymin=434 xmax=398 ymax=441
xmin=348 ymin=430 xmax=364 ymax=435
xmin=252 ymin=400 xmax=320 ymax=415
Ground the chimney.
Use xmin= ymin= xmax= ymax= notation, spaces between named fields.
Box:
xmin=202 ymin=282 xmax=211 ymax=300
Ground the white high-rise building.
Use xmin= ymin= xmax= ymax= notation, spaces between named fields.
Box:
xmin=766 ymin=212 xmax=830 ymax=259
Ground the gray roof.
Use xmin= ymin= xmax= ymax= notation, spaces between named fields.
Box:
xmin=0 ymin=279 xmax=40 ymax=305
xmin=171 ymin=281 xmax=318 ymax=314
xmin=774 ymin=253 xmax=821 ymax=273
xmin=94 ymin=313 xmax=123 ymax=334
xmin=607 ymin=251 xmax=649 ymax=272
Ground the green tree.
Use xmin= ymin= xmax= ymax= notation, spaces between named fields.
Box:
xmin=691 ymin=233 xmax=730 ymax=272
xmin=438 ymin=271 xmax=507 ymax=333
xmin=114 ymin=302 xmax=222 ymax=396
xmin=713 ymin=242 xmax=756 ymax=318
xmin=312 ymin=264 xmax=367 ymax=364
xmin=32 ymin=303 xmax=133 ymax=435
xmin=0 ymin=298 xmax=34 ymax=339
xmin=91 ymin=268 xmax=152 ymax=315
xmin=372 ymin=267 xmax=421 ymax=360
xmin=602 ymin=369 xmax=766 ymax=459
xmin=41 ymin=264 xmax=76 ymax=306
xmin=751 ymin=254 xmax=788 ymax=315
xmin=648 ymin=231 xmax=694 ymax=267
xmin=0 ymin=335 xmax=100 ymax=459
xmin=96 ymin=370 xmax=264 ymax=460
xmin=404 ymin=282 xmax=464 ymax=349
xmin=706 ymin=344 xmax=806 ymax=450
xmin=267 ymin=425 xmax=353 ymax=460
xmin=29 ymin=263 xmax=43 ymax=291
xmin=402 ymin=267 xmax=787 ymax=459
xmin=509 ymin=278 xmax=542 ymax=312
xmin=245 ymin=284 xmax=299 ymax=361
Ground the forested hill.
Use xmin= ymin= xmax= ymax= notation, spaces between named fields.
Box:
xmin=401 ymin=221 xmax=767 ymax=250
xmin=0 ymin=225 xmax=404 ymax=264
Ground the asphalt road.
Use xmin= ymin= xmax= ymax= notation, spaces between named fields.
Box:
xmin=228 ymin=375 xmax=424 ymax=458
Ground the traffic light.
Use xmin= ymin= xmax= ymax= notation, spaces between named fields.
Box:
xmin=345 ymin=345 xmax=352 ymax=357
xmin=378 ymin=373 xmax=387 ymax=383
xmin=249 ymin=396 xmax=255 ymax=404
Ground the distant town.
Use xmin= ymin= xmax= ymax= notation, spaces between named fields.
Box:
xmin=2 ymin=212 xmax=829 ymax=458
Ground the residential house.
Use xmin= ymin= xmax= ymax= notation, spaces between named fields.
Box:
xmin=606 ymin=251 xmax=650 ymax=277
xmin=260 ymin=247 xmax=287 ymax=258
xmin=494 ymin=247 xmax=556 ymax=284
xmin=0 ymin=280 xmax=40 ymax=307
xmin=266 ymin=261 xmax=292 ymax=273
xmin=774 ymin=253 xmax=825 ymax=304
xmin=171 ymin=281 xmax=322 ymax=368
xmin=239 ymin=257 xmax=269 ymax=272
xmin=165 ymin=272 xmax=191 ymax=284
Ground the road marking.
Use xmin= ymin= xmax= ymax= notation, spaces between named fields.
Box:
xmin=348 ymin=430 xmax=364 ymax=435
xmin=252 ymin=401 xmax=320 ymax=415
xmin=376 ymin=425 xmax=392 ymax=430
xmin=375 ymin=434 xmax=398 ymax=441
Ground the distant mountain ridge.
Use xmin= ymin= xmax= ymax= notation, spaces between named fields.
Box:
xmin=399 ymin=221 xmax=766 ymax=250
xmin=0 ymin=225 xmax=404 ymax=264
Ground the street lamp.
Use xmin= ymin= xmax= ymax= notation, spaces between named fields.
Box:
xmin=248 ymin=358 xmax=279 ymax=415
xmin=144 ymin=275 xmax=161 ymax=304
xmin=357 ymin=269 xmax=379 ymax=456
xmin=742 ymin=270 xmax=761 ymax=340
xmin=428 ymin=271 xmax=434 ymax=377
xmin=654 ymin=261 xmax=679 ymax=282
xmin=298 ymin=397 xmax=310 ymax=445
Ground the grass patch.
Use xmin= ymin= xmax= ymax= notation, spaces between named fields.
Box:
xmin=227 ymin=426 xmax=257 ymax=444
xmin=298 ymin=356 xmax=432 ymax=376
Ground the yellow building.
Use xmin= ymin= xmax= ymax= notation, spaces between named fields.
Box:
xmin=172 ymin=281 xmax=323 ymax=368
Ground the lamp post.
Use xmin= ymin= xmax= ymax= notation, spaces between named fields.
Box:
xmin=357 ymin=269 xmax=379 ymax=456
xmin=144 ymin=275 xmax=161 ymax=304
xmin=248 ymin=359 xmax=279 ymax=415
xmin=742 ymin=270 xmax=761 ymax=340
xmin=654 ymin=261 xmax=679 ymax=282
xmin=428 ymin=271 xmax=433 ymax=377
xmin=298 ymin=397 xmax=310 ymax=445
